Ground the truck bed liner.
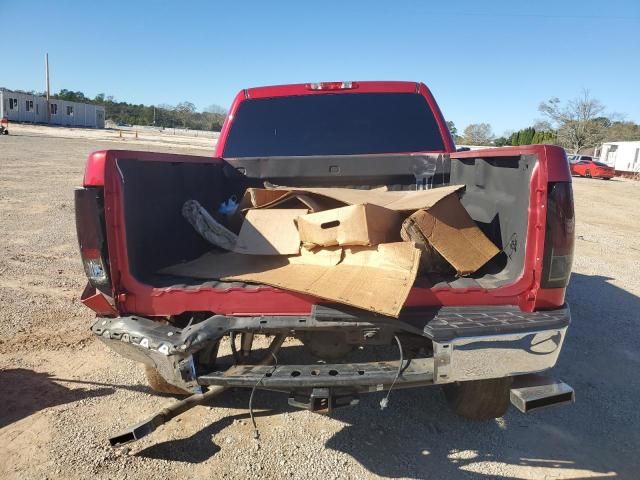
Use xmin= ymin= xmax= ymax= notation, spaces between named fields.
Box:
xmin=114 ymin=152 xmax=534 ymax=301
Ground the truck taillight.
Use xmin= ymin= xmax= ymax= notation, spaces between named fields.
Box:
xmin=306 ymin=81 xmax=358 ymax=90
xmin=75 ymin=187 xmax=111 ymax=292
xmin=541 ymin=182 xmax=575 ymax=288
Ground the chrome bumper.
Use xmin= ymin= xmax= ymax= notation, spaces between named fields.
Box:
xmin=93 ymin=304 xmax=570 ymax=391
xmin=433 ymin=326 xmax=568 ymax=384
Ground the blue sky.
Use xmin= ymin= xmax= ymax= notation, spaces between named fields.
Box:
xmin=1 ymin=0 xmax=639 ymax=135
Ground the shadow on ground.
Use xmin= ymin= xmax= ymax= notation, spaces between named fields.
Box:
xmin=0 ymin=369 xmax=114 ymax=428
xmin=135 ymin=390 xmax=287 ymax=463
xmin=111 ymin=273 xmax=640 ymax=477
xmin=0 ymin=370 xmax=180 ymax=429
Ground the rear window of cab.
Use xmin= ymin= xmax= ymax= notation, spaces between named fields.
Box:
xmin=223 ymin=92 xmax=445 ymax=157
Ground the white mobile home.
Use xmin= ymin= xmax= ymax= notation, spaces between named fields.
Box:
xmin=596 ymin=141 xmax=640 ymax=174
xmin=0 ymin=88 xmax=105 ymax=128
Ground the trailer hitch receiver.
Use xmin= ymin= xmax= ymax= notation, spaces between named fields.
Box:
xmin=288 ymin=388 xmax=359 ymax=413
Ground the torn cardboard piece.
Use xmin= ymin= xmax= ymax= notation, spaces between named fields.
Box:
xmin=401 ymin=193 xmax=499 ymax=276
xmin=297 ymin=203 xmax=403 ymax=247
xmin=233 ymin=208 xmax=307 ymax=255
xmin=160 ymin=242 xmax=421 ymax=317
xmin=243 ymin=184 xmax=464 ymax=212
xmin=241 ymin=188 xmax=345 ymax=213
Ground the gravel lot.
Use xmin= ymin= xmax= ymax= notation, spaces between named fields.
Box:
xmin=1 ymin=128 xmax=639 ymax=479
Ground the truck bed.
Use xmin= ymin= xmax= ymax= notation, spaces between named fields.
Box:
xmin=113 ymin=153 xmax=532 ymax=295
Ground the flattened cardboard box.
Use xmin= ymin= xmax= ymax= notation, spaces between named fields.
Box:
xmin=242 ymin=184 xmax=465 ymax=211
xmin=161 ymin=242 xmax=421 ymax=318
xmin=297 ymin=203 xmax=403 ymax=247
xmin=401 ymin=193 xmax=499 ymax=276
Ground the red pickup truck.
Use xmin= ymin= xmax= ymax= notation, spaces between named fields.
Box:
xmin=75 ymin=81 xmax=575 ymax=445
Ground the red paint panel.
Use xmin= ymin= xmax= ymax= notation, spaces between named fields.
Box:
xmin=81 ymin=283 xmax=118 ymax=316
xmin=416 ymin=83 xmax=456 ymax=153
xmin=246 ymin=81 xmax=419 ymax=99
xmin=83 ymin=150 xmax=108 ymax=187
xmin=84 ymin=150 xmax=223 ymax=187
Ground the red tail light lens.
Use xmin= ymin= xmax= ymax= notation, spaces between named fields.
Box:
xmin=541 ymin=182 xmax=575 ymax=288
xmin=75 ymin=187 xmax=111 ymax=292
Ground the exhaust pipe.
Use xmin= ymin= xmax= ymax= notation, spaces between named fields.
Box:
xmin=510 ymin=374 xmax=575 ymax=413
xmin=109 ymin=334 xmax=285 ymax=447
xmin=109 ymin=385 xmax=226 ymax=446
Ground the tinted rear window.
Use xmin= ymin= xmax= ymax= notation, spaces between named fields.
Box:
xmin=223 ymin=93 xmax=445 ymax=157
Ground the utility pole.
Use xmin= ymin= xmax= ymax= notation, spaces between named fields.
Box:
xmin=45 ymin=53 xmax=51 ymax=124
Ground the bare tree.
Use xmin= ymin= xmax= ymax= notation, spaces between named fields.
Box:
xmin=204 ymin=104 xmax=227 ymax=115
xmin=462 ymin=123 xmax=494 ymax=145
xmin=538 ymin=90 xmax=607 ymax=153
xmin=175 ymin=101 xmax=197 ymax=128
xmin=532 ymin=120 xmax=554 ymax=132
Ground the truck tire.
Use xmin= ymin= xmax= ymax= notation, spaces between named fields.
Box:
xmin=144 ymin=366 xmax=190 ymax=396
xmin=442 ymin=377 xmax=512 ymax=420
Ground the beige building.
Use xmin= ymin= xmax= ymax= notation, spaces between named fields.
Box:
xmin=0 ymin=88 xmax=105 ymax=128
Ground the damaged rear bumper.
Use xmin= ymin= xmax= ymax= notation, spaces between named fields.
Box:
xmin=92 ymin=304 xmax=570 ymax=393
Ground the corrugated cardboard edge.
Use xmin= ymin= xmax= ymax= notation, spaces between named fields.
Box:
xmin=259 ymin=184 xmax=466 ymax=211
xmin=402 ymin=194 xmax=500 ymax=275
xmin=232 ymin=208 xmax=307 ymax=255
xmin=298 ymin=203 xmax=403 ymax=247
xmin=224 ymin=242 xmax=421 ymax=318
xmin=160 ymin=242 xmax=421 ymax=318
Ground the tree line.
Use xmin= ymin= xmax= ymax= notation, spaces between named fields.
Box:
xmin=5 ymin=86 xmax=639 ymax=148
xmin=452 ymin=90 xmax=640 ymax=153
xmin=51 ymin=89 xmax=227 ymax=131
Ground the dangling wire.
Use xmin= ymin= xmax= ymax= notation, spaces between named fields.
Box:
xmin=249 ymin=350 xmax=278 ymax=439
xmin=380 ymin=335 xmax=404 ymax=410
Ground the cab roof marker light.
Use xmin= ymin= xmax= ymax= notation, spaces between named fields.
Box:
xmin=306 ymin=81 xmax=358 ymax=91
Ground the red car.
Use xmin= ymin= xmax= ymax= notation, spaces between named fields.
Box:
xmin=570 ymin=159 xmax=615 ymax=179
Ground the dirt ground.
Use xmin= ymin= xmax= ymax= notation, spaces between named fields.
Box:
xmin=6 ymin=123 xmax=215 ymax=150
xmin=1 ymin=127 xmax=639 ymax=479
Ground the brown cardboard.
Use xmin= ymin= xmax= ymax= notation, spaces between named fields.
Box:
xmin=243 ymin=184 xmax=464 ymax=212
xmin=232 ymin=208 xmax=307 ymax=255
xmin=241 ymin=189 xmax=345 ymax=213
xmin=297 ymin=203 xmax=403 ymax=247
xmin=401 ymin=193 xmax=499 ymax=276
xmin=160 ymin=242 xmax=421 ymax=317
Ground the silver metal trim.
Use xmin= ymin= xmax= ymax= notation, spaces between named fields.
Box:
xmin=510 ymin=374 xmax=575 ymax=412
xmin=433 ymin=327 xmax=567 ymax=383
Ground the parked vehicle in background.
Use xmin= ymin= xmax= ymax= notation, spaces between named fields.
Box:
xmin=570 ymin=159 xmax=615 ymax=179
xmin=566 ymin=154 xmax=596 ymax=164
xmin=0 ymin=116 xmax=8 ymax=135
